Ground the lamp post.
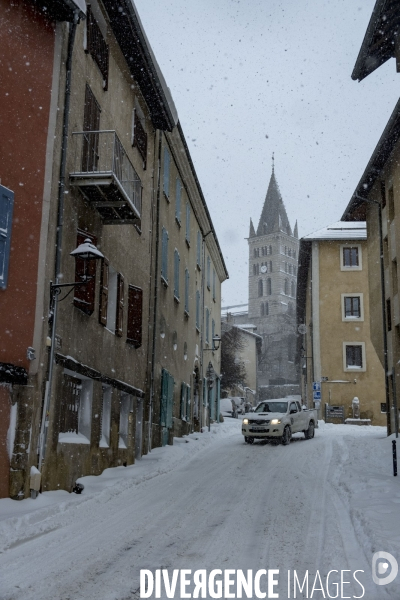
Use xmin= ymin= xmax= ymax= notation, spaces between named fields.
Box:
xmin=38 ymin=239 xmax=104 ymax=472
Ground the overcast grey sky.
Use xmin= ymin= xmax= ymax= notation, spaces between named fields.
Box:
xmin=135 ymin=0 xmax=399 ymax=306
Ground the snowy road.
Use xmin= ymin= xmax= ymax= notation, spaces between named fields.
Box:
xmin=0 ymin=421 xmax=399 ymax=600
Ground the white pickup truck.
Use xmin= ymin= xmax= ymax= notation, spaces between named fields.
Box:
xmin=241 ymin=398 xmax=318 ymax=445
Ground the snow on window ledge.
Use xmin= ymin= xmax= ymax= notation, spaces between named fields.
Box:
xmin=58 ymin=432 xmax=90 ymax=445
xmin=99 ymin=436 xmax=109 ymax=448
xmin=118 ymin=436 xmax=127 ymax=449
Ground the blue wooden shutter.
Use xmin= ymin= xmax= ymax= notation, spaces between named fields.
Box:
xmin=196 ymin=290 xmax=200 ymax=329
xmin=161 ymin=228 xmax=168 ymax=282
xmin=174 ymin=249 xmax=180 ymax=299
xmin=163 ymin=148 xmax=170 ymax=197
xmin=185 ymin=269 xmax=189 ymax=313
xmin=197 ymin=231 xmax=201 ymax=266
xmin=167 ymin=372 xmax=174 ymax=428
xmin=0 ymin=185 xmax=14 ymax=290
xmin=185 ymin=203 xmax=190 ymax=243
xmin=212 ymin=269 xmax=216 ymax=301
xmin=175 ymin=178 xmax=181 ymax=221
xmin=160 ymin=369 xmax=168 ymax=427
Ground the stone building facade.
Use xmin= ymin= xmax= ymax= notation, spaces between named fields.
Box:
xmin=224 ymin=166 xmax=300 ymax=397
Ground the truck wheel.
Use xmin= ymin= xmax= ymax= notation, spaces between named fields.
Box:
xmin=281 ymin=426 xmax=291 ymax=445
xmin=244 ymin=436 xmax=254 ymax=444
xmin=304 ymin=421 xmax=315 ymax=440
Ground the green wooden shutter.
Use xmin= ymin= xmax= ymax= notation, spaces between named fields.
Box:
xmin=160 ymin=369 xmax=168 ymax=427
xmin=0 ymin=185 xmax=14 ymax=290
xmin=167 ymin=372 xmax=174 ymax=428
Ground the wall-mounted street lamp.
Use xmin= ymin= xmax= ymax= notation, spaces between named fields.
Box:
xmin=38 ymin=239 xmax=104 ymax=473
xmin=203 ymin=334 xmax=222 ymax=352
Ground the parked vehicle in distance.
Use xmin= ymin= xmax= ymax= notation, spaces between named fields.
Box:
xmin=241 ymin=398 xmax=318 ymax=445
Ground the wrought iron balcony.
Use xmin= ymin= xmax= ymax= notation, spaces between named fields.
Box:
xmin=69 ymin=130 xmax=142 ymax=225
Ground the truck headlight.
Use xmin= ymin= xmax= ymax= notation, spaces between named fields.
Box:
xmin=270 ymin=419 xmax=281 ymax=425
xmin=243 ymin=418 xmax=249 ymax=425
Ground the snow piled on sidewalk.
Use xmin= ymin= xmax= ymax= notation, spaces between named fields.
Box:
xmin=0 ymin=420 xmax=237 ymax=552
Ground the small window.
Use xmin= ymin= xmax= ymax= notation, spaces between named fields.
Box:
xmin=161 ymin=227 xmax=169 ymax=283
xmin=265 ymin=301 xmax=269 ymax=316
xmin=185 ymin=203 xmax=191 ymax=245
xmin=253 ymin=264 xmax=257 ymax=275
xmin=291 ymin=281 xmax=295 ymax=297
xmin=100 ymin=386 xmax=112 ymax=447
xmin=343 ymin=343 xmax=365 ymax=371
xmin=261 ymin=303 xmax=265 ymax=316
xmin=175 ymin=178 xmax=182 ymax=223
xmin=174 ymin=249 xmax=180 ymax=301
xmin=341 ymin=245 xmax=362 ymax=270
xmin=86 ymin=5 xmax=109 ymax=90
xmin=258 ymin=279 xmax=263 ymax=297
xmin=163 ymin=147 xmax=170 ymax=199
xmin=342 ymin=294 xmax=363 ymax=321
xmin=284 ymin=279 xmax=288 ymax=295
xmin=269 ymin=245 xmax=272 ymax=255
xmin=119 ymin=393 xmax=134 ymax=449
xmin=127 ymin=285 xmax=143 ymax=348
xmin=59 ymin=375 xmax=93 ymax=441
xmin=269 ymin=261 xmax=273 ymax=272
xmin=267 ymin=278 xmax=272 ymax=295
xmin=381 ymin=403 xmax=387 ymax=413
xmin=0 ymin=184 xmax=14 ymax=290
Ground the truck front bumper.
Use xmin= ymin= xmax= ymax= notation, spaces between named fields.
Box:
xmin=242 ymin=423 xmax=284 ymax=439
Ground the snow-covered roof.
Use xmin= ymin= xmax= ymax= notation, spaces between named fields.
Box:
xmin=302 ymin=221 xmax=366 ymax=241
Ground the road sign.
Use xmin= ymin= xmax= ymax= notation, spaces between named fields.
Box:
xmin=312 ymin=382 xmax=321 ymax=391
xmin=313 ymin=391 xmax=321 ymax=401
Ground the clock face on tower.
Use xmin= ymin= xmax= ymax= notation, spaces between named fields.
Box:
xmin=260 ymin=265 xmax=267 ymax=273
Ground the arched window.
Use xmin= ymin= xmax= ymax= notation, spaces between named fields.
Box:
xmin=284 ymin=279 xmax=288 ymax=295
xmin=254 ymin=248 xmax=257 ymax=258
xmin=284 ymin=246 xmax=287 ymax=255
xmin=260 ymin=303 xmax=265 ymax=316
xmin=258 ymin=279 xmax=263 ymax=297
xmin=285 ymin=262 xmax=288 ymax=273
xmin=256 ymin=264 xmax=260 ymax=274
xmin=293 ymin=250 xmax=296 ymax=259
xmin=291 ymin=281 xmax=296 ymax=297
xmin=267 ymin=278 xmax=272 ymax=295
xmin=269 ymin=245 xmax=272 ymax=255
xmin=269 ymin=260 xmax=273 ymax=272
xmin=289 ymin=264 xmax=292 ymax=275
xmin=253 ymin=264 xmax=257 ymax=275
xmin=265 ymin=301 xmax=269 ymax=315
xmin=288 ymin=247 xmax=292 ymax=257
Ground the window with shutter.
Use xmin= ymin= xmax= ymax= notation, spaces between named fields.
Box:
xmin=127 ymin=285 xmax=143 ymax=348
xmin=196 ymin=231 xmax=201 ymax=268
xmin=185 ymin=203 xmax=190 ymax=245
xmin=86 ymin=5 xmax=109 ymax=90
xmin=212 ymin=269 xmax=216 ymax=301
xmin=163 ymin=147 xmax=170 ymax=198
xmin=82 ymin=85 xmax=101 ymax=172
xmin=174 ymin=249 xmax=180 ymax=300
xmin=132 ymin=109 xmax=148 ymax=169
xmin=184 ymin=269 xmax=190 ymax=315
xmin=60 ymin=375 xmax=82 ymax=434
xmin=0 ymin=184 xmax=14 ymax=290
xmin=74 ymin=230 xmax=97 ymax=315
xmin=161 ymin=227 xmax=168 ymax=284
xmin=207 ymin=256 xmax=211 ymax=289
xmin=116 ymin=273 xmax=124 ymax=336
xmin=205 ymin=308 xmax=209 ymax=344
xmin=196 ymin=290 xmax=200 ymax=330
xmin=175 ymin=178 xmax=182 ymax=223
xmin=99 ymin=257 xmax=109 ymax=325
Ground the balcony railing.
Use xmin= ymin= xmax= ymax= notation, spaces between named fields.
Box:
xmin=69 ymin=130 xmax=142 ymax=225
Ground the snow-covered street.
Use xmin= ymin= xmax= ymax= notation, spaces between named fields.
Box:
xmin=0 ymin=421 xmax=399 ymax=600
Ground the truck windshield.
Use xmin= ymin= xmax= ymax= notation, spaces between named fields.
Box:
xmin=255 ymin=402 xmax=288 ymax=414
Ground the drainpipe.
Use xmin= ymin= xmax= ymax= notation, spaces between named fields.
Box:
xmin=148 ymin=130 xmax=162 ymax=453
xmin=201 ymin=231 xmax=213 ymax=431
xmin=38 ymin=15 xmax=79 ymax=472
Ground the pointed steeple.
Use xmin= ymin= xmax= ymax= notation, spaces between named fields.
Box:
xmin=256 ymin=162 xmax=292 ymax=237
xmin=294 ymin=220 xmax=298 ymax=238
xmin=249 ymin=218 xmax=256 ymax=238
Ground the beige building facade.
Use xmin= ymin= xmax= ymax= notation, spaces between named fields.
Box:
xmin=297 ymin=222 xmax=386 ymax=425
